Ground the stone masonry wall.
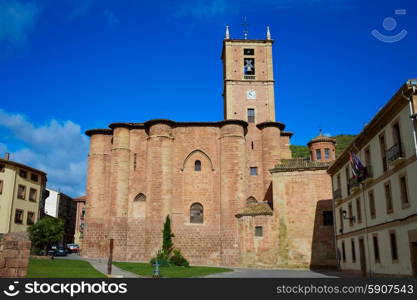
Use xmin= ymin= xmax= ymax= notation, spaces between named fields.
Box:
xmin=82 ymin=119 xmax=296 ymax=267
xmin=272 ymin=169 xmax=336 ymax=268
xmin=0 ymin=233 xmax=31 ymax=278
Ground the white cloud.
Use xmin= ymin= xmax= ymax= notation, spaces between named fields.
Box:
xmin=0 ymin=109 xmax=89 ymax=197
xmin=0 ymin=0 xmax=41 ymax=47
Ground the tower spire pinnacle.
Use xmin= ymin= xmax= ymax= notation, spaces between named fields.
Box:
xmin=266 ymin=26 xmax=271 ymax=40
xmin=225 ymin=25 xmax=230 ymax=39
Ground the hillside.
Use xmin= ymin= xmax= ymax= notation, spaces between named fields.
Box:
xmin=290 ymin=134 xmax=357 ymax=159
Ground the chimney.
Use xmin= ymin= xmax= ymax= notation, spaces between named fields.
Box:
xmin=5 ymin=152 xmax=10 ymax=160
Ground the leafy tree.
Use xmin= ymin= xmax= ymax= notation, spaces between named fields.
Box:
xmin=334 ymin=134 xmax=357 ymax=156
xmin=162 ymin=215 xmax=174 ymax=255
xmin=27 ymin=216 xmax=64 ymax=255
xmin=290 ymin=145 xmax=310 ymax=158
xmin=290 ymin=134 xmax=357 ymax=159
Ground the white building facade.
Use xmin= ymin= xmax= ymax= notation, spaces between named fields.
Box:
xmin=44 ymin=188 xmax=59 ymax=217
xmin=328 ymin=80 xmax=417 ymax=277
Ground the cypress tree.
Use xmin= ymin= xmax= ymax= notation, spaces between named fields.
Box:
xmin=162 ymin=215 xmax=174 ymax=255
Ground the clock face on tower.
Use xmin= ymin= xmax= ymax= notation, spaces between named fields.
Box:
xmin=246 ymin=89 xmax=256 ymax=99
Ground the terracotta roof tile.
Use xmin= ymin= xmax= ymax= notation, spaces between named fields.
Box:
xmin=235 ymin=203 xmax=273 ymax=218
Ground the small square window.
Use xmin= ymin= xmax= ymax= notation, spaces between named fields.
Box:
xmin=324 ymin=148 xmax=330 ymax=160
xmin=368 ymin=190 xmax=376 ymax=219
xmin=14 ymin=209 xmax=23 ymax=224
xmin=244 ymin=48 xmax=254 ymax=55
xmin=194 ymin=160 xmax=201 ymax=171
xmin=316 ymin=149 xmax=322 ymax=160
xmin=351 ymin=239 xmax=356 ymax=262
xmin=322 ymin=211 xmax=333 ymax=226
xmin=27 ymin=212 xmax=35 ymax=225
xmin=30 ymin=173 xmax=39 ymax=182
xmin=29 ymin=188 xmax=37 ymax=202
xmin=247 ymin=108 xmax=255 ymax=123
xmin=255 ymin=226 xmax=263 ymax=237
xmin=399 ymin=175 xmax=409 ymax=207
xmin=250 ymin=167 xmax=258 ymax=176
xmin=390 ymin=232 xmax=398 ymax=261
xmin=384 ymin=182 xmax=393 ymax=214
xmin=17 ymin=185 xmax=26 ymax=200
xmin=342 ymin=241 xmax=346 ymax=262
xmin=373 ymin=235 xmax=380 ymax=263
xmin=19 ymin=169 xmax=28 ymax=178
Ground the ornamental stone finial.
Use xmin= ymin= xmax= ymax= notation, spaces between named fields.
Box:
xmin=266 ymin=26 xmax=271 ymax=40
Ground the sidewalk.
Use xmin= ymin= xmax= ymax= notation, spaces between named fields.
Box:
xmin=57 ymin=254 xmax=142 ymax=278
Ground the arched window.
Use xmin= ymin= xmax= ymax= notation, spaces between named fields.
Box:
xmin=246 ymin=197 xmax=257 ymax=205
xmin=194 ymin=160 xmax=201 ymax=171
xmin=190 ymin=203 xmax=203 ymax=223
xmin=134 ymin=193 xmax=146 ymax=202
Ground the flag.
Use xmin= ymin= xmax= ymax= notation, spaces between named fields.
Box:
xmin=349 ymin=152 xmax=365 ymax=178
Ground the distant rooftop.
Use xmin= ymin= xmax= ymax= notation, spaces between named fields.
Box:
xmin=235 ymin=202 xmax=273 ymax=218
xmin=271 ymin=158 xmax=331 ymax=172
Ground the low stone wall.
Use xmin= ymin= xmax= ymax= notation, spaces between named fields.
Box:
xmin=0 ymin=233 xmax=32 ymax=278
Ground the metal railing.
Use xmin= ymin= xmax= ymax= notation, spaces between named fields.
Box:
xmin=349 ymin=166 xmax=374 ymax=187
xmin=243 ymin=75 xmax=256 ymax=80
xmin=348 ymin=177 xmax=360 ymax=189
xmin=387 ymin=143 xmax=404 ymax=164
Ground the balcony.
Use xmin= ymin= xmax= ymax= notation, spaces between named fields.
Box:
xmin=348 ymin=177 xmax=360 ymax=191
xmin=387 ymin=143 xmax=404 ymax=166
xmin=333 ymin=188 xmax=342 ymax=200
xmin=347 ymin=166 xmax=373 ymax=191
xmin=362 ymin=166 xmax=373 ymax=183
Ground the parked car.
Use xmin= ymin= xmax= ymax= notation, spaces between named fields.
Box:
xmin=47 ymin=245 xmax=58 ymax=256
xmin=54 ymin=246 xmax=68 ymax=257
xmin=66 ymin=244 xmax=80 ymax=253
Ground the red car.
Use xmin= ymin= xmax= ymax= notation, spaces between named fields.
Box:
xmin=66 ymin=243 xmax=80 ymax=253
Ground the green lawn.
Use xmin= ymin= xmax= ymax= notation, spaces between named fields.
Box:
xmin=27 ymin=258 xmax=106 ymax=278
xmin=113 ymin=262 xmax=233 ymax=278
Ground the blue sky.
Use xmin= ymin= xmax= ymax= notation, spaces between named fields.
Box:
xmin=0 ymin=0 xmax=416 ymax=196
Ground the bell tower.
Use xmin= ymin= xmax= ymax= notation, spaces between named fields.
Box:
xmin=221 ymin=26 xmax=276 ymax=124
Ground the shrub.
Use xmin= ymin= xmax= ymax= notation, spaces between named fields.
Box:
xmin=169 ymin=249 xmax=189 ymax=267
xmin=150 ymin=249 xmax=170 ymax=267
xmin=150 ymin=215 xmax=190 ymax=270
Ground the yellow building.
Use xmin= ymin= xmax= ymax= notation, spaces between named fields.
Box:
xmin=0 ymin=154 xmax=47 ymax=233
xmin=328 ymin=79 xmax=417 ymax=277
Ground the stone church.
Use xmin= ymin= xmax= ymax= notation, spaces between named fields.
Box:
xmin=82 ymin=27 xmax=336 ymax=268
